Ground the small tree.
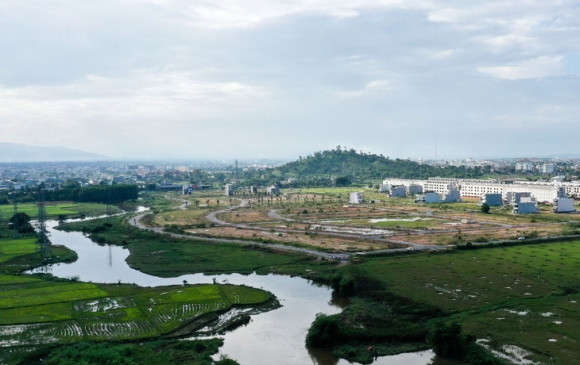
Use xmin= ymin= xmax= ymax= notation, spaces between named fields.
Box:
xmin=481 ymin=203 xmax=490 ymax=214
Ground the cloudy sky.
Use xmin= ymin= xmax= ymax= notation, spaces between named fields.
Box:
xmin=1 ymin=0 xmax=580 ymax=160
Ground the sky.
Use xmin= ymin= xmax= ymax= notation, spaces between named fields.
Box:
xmin=1 ymin=0 xmax=580 ymax=160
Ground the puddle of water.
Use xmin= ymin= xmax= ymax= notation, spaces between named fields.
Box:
xmin=478 ymin=340 xmax=539 ymax=365
xmin=368 ymin=217 xmax=431 ymax=223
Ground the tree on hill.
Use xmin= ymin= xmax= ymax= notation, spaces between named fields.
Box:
xmin=240 ymin=147 xmax=485 ymax=186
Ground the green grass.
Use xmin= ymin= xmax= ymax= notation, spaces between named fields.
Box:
xmin=0 ymin=202 xmax=120 ymax=220
xmin=348 ymin=241 xmax=580 ymax=364
xmin=9 ymin=338 xmax=237 ymax=365
xmin=58 ymin=216 xmax=336 ymax=277
xmin=0 ymin=238 xmax=38 ymax=262
xmin=0 ymin=283 xmax=108 ymax=308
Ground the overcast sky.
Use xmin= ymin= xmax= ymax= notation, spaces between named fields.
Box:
xmin=1 ymin=0 xmax=580 ymax=160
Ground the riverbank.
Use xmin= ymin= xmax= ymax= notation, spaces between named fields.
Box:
xmin=0 ymin=233 xmax=276 ymax=365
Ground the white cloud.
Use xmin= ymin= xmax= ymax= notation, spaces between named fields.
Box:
xmin=339 ymin=80 xmax=393 ymax=97
xmin=1 ymin=0 xmax=580 ymax=158
xmin=170 ymin=0 xmax=431 ymax=29
xmin=478 ymin=56 xmax=565 ymax=80
xmin=0 ymin=70 xmax=268 ymax=155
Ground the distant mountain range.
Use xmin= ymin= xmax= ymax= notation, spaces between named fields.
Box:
xmin=0 ymin=142 xmax=109 ymax=162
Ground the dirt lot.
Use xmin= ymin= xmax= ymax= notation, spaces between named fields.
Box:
xmin=218 ymin=211 xmax=278 ymax=224
xmin=186 ymin=226 xmax=403 ymax=252
xmin=393 ymin=224 xmax=565 ymax=245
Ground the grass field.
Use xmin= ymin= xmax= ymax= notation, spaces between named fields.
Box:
xmin=0 ymin=238 xmax=38 ymax=262
xmin=153 ymin=209 xmax=209 ymax=227
xmin=348 ymin=241 xmax=580 ymax=364
xmin=0 ymin=202 xmax=120 ymax=220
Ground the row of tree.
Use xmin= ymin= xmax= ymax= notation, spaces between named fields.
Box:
xmin=0 ymin=184 xmax=138 ymax=205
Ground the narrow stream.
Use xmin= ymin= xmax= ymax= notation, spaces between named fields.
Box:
xmin=38 ymin=218 xmax=457 ymax=365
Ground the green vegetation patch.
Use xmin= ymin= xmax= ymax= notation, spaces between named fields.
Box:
xmin=0 ymin=234 xmax=275 ymax=359
xmin=0 ymin=238 xmax=38 ymax=262
xmin=9 ymin=338 xmax=239 ymax=365
xmin=58 ymin=216 xmax=336 ymax=277
xmin=0 ymin=203 xmax=119 ymax=220
xmin=344 ymin=241 xmax=580 ymax=364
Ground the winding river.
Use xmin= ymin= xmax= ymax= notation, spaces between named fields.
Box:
xmin=40 ymin=218 xmax=456 ymax=365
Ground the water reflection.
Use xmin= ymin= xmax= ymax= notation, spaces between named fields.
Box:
xmin=36 ymin=219 xmax=457 ymax=365
xmin=308 ymin=347 xmax=339 ymax=365
xmin=329 ymin=290 xmax=350 ymax=308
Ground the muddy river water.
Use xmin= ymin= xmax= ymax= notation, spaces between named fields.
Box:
xmin=42 ymin=219 xmax=458 ymax=365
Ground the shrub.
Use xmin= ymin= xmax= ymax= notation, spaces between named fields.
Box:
xmin=305 ymin=314 xmax=340 ymax=347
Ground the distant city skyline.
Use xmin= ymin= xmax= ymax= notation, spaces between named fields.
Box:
xmin=1 ymin=1 xmax=580 ymax=160
xmin=2 ymin=141 xmax=580 ymax=164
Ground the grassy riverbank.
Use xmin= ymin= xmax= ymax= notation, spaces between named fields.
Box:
xmin=9 ymin=338 xmax=239 ymax=365
xmin=57 ymin=216 xmax=337 ymax=277
xmin=0 ymin=231 xmax=275 ymax=364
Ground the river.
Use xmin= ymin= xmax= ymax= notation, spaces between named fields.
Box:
xmin=39 ymin=218 xmax=457 ymax=365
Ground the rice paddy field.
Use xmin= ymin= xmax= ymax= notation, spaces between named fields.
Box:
xmin=0 ymin=236 xmax=274 ymax=363
xmin=354 ymin=241 xmax=580 ymax=364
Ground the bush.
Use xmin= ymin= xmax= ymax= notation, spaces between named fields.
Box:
xmin=428 ymin=321 xmax=469 ymax=359
xmin=305 ymin=314 xmax=341 ymax=347
xmin=331 ymin=273 xmax=356 ymax=297
xmin=91 ymin=225 xmax=107 ymax=233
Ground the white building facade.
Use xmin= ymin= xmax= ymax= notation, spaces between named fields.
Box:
xmin=383 ymin=177 xmax=579 ymax=203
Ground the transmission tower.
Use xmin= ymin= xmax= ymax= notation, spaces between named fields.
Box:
xmin=12 ymin=201 xmax=19 ymax=238
xmin=235 ymin=159 xmax=239 ymax=181
xmin=36 ymin=189 xmax=52 ymax=260
xmin=106 ymin=185 xmax=112 ymax=219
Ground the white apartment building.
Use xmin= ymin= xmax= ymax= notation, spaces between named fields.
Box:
xmin=224 ymin=184 xmax=234 ymax=196
xmin=515 ymin=162 xmax=534 ymax=171
xmin=541 ymin=163 xmax=557 ymax=174
xmin=383 ymin=177 xmax=575 ymax=203
xmin=349 ymin=192 xmax=363 ymax=204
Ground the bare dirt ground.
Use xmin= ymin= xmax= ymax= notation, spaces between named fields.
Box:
xmin=186 ymin=226 xmax=403 ymax=252
xmin=218 ymin=211 xmax=278 ymax=224
xmin=393 ymin=224 xmax=564 ymax=245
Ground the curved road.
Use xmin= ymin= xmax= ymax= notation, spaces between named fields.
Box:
xmin=202 ymin=201 xmax=439 ymax=252
xmin=130 ymin=197 xmax=447 ymax=263
xmin=129 ymin=212 xmax=352 ymax=260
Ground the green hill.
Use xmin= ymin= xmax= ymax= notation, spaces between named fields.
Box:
xmin=243 ymin=147 xmax=485 ymax=186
